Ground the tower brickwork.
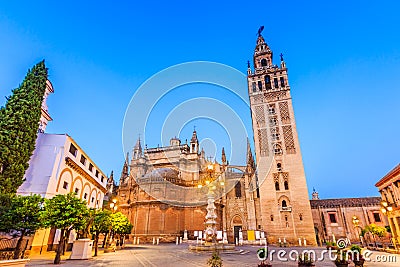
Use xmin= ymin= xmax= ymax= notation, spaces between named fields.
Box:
xmin=247 ymin=32 xmax=317 ymax=245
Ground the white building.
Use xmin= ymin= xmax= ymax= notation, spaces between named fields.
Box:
xmin=18 ymin=133 xmax=108 ymax=253
xmin=16 ymin=78 xmax=108 ymax=252
xmin=18 ymin=133 xmax=107 ymax=206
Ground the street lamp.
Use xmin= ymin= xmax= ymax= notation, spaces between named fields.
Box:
xmin=381 ymin=201 xmax=393 ymax=214
xmin=109 ymin=198 xmax=118 ymax=213
xmin=352 ymin=216 xmax=362 ymax=245
xmin=105 ymin=198 xmax=118 ymax=252
xmin=380 ymin=200 xmax=396 ymax=250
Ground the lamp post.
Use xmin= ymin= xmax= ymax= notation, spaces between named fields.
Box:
xmin=352 ymin=216 xmax=362 ymax=245
xmin=109 ymin=198 xmax=118 ymax=213
xmin=380 ymin=200 xmax=396 ymax=250
xmin=381 ymin=201 xmax=393 ymax=213
xmin=105 ymin=198 xmax=118 ymax=251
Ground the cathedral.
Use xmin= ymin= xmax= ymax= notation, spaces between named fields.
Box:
xmin=117 ymin=31 xmax=317 ymax=245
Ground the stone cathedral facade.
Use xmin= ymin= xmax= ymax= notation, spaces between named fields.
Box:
xmin=117 ymin=131 xmax=258 ymax=244
xmin=117 ymin=32 xmax=317 ymax=245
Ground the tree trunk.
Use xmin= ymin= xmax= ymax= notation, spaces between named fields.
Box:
xmin=102 ymin=232 xmax=107 ymax=248
xmin=105 ymin=230 xmax=112 ymax=249
xmin=94 ymin=233 xmax=99 ymax=257
xmin=62 ymin=229 xmax=71 ymax=255
xmin=54 ymin=229 xmax=65 ymax=264
xmin=13 ymin=230 xmax=25 ymax=259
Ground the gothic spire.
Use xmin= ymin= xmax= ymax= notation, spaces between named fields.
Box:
xmin=107 ymin=170 xmax=114 ymax=195
xmin=190 ymin=128 xmax=198 ymax=143
xmin=133 ymin=136 xmax=142 ymax=159
xmin=134 ymin=136 xmax=142 ymax=152
xmin=221 ymin=147 xmax=227 ymax=165
xmin=254 ymin=28 xmax=273 ymax=69
xmin=246 ymin=138 xmax=255 ymax=170
xmin=120 ymin=153 xmax=129 ymax=184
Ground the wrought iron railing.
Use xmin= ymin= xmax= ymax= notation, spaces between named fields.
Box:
xmin=0 ymin=238 xmax=28 ymax=260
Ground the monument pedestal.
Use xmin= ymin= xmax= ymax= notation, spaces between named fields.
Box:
xmin=69 ymin=239 xmax=93 ymax=260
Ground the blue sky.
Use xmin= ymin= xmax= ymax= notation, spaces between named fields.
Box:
xmin=1 ymin=1 xmax=399 ymax=199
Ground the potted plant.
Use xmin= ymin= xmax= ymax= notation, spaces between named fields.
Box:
xmin=349 ymin=245 xmax=365 ymax=267
xmin=298 ymin=252 xmax=315 ymax=267
xmin=207 ymin=249 xmax=222 ymax=267
xmin=334 ymin=250 xmax=350 ymax=267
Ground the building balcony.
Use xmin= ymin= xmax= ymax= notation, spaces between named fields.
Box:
xmin=280 ymin=206 xmax=292 ymax=212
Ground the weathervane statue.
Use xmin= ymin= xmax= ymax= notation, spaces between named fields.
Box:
xmin=257 ymin=25 xmax=264 ymax=36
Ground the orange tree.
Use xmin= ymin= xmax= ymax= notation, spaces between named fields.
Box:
xmin=90 ymin=209 xmax=112 ymax=256
xmin=41 ymin=193 xmax=89 ymax=264
xmin=110 ymin=212 xmax=132 ymax=246
xmin=0 ymin=194 xmax=44 ymax=259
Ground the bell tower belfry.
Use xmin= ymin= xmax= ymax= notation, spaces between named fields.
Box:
xmin=247 ymin=28 xmax=316 ymax=245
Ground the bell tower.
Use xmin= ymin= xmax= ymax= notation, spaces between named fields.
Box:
xmin=247 ymin=28 xmax=316 ymax=245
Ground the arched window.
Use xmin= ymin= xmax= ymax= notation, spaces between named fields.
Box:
xmin=274 ymin=77 xmax=279 ymax=88
xmin=299 ymin=214 xmax=303 ymax=221
xmin=282 ymin=200 xmax=287 ymax=208
xmin=275 ymin=181 xmax=280 ymax=191
xmin=258 ymin=81 xmax=263 ymax=91
xmin=235 ymin=182 xmax=242 ymax=198
xmin=274 ymin=144 xmax=282 ymax=155
xmin=277 ymin=163 xmax=282 ymax=171
xmin=265 ymin=75 xmax=271 ymax=90
xmin=270 ymin=215 xmax=274 ymax=221
xmin=284 ymin=181 xmax=289 ymax=190
xmin=280 ymin=77 xmax=285 ymax=87
xmin=261 ymin=58 xmax=267 ymax=67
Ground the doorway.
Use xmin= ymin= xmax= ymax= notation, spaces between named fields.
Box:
xmin=234 ymin=226 xmax=242 ymax=243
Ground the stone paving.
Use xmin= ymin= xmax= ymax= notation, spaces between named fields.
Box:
xmin=26 ymin=244 xmax=399 ymax=267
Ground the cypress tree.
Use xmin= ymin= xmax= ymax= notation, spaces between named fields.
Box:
xmin=0 ymin=60 xmax=48 ymax=194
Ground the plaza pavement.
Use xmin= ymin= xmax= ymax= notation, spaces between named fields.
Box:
xmin=26 ymin=244 xmax=399 ymax=267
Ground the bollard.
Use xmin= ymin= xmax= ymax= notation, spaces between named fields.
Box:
xmin=137 ymin=237 xmax=140 ymax=245
xmin=176 ymin=237 xmax=179 ymax=245
xmin=157 ymin=238 xmax=159 ymax=245
xmin=299 ymin=238 xmax=302 ymax=246
xmin=133 ymin=237 xmax=136 ymax=245
xmin=180 ymin=237 xmax=183 ymax=244
xmin=153 ymin=237 xmax=155 ymax=245
xmin=235 ymin=238 xmax=238 ymax=246
xmin=303 ymin=238 xmax=306 ymax=246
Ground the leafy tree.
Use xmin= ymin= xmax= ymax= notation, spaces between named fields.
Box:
xmin=110 ymin=212 xmax=132 ymax=246
xmin=0 ymin=60 xmax=48 ymax=194
xmin=90 ymin=209 xmax=112 ymax=256
xmin=41 ymin=193 xmax=89 ymax=264
xmin=116 ymin=219 xmax=132 ymax=246
xmin=364 ymin=224 xmax=387 ymax=247
xmin=0 ymin=194 xmax=44 ymax=259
